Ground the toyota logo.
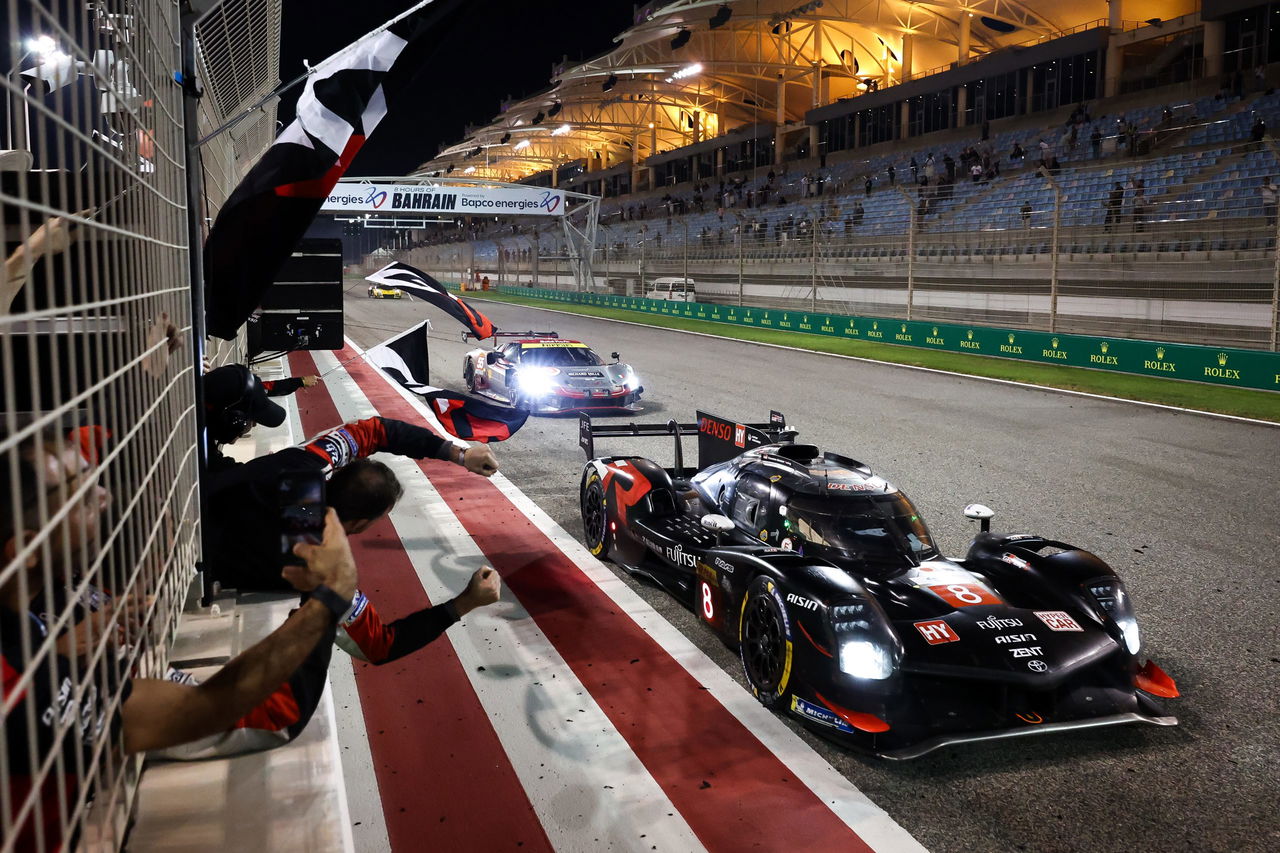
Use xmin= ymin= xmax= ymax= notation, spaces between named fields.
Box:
xmin=1027 ymin=659 xmax=1049 ymax=672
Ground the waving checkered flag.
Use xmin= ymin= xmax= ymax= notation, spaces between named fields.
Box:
xmin=203 ymin=0 xmax=463 ymax=339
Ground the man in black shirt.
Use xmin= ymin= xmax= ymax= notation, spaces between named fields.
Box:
xmin=2 ymin=431 xmax=359 ymax=848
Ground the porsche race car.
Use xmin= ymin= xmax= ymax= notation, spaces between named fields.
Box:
xmin=462 ymin=331 xmax=643 ymax=413
xmin=368 ymin=284 xmax=403 ymax=299
xmin=577 ymin=411 xmax=1179 ymax=759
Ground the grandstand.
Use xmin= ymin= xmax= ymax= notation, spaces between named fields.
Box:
xmin=402 ymin=0 xmax=1280 ymax=351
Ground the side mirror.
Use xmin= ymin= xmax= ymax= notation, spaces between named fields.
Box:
xmin=963 ymin=503 xmax=994 ymax=533
xmin=611 ymin=351 xmax=620 ymax=361
xmin=486 ymin=351 xmax=499 ymax=365
xmin=701 ymin=513 xmax=734 ymax=543
xmin=700 ymin=514 xmax=734 ymax=533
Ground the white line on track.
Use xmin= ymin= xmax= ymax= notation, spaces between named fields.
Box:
xmin=342 ymin=337 xmax=929 ymax=853
xmin=468 ymin=298 xmax=1280 ymax=428
xmin=319 ymin=346 xmax=708 ymax=852
xmin=310 ymin=350 xmax=394 ymax=853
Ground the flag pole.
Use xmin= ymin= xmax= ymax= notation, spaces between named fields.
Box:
xmin=196 ymin=0 xmax=439 ymax=148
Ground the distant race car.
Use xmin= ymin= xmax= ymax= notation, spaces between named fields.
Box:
xmin=368 ymin=284 xmax=403 ymax=299
xmin=462 ymin=331 xmax=643 ymax=413
xmin=577 ymin=411 xmax=1179 ymax=759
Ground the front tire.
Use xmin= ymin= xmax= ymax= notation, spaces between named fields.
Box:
xmin=582 ymin=472 xmax=608 ymax=557
xmin=739 ymin=576 xmax=794 ymax=709
xmin=463 ymin=359 xmax=476 ymax=392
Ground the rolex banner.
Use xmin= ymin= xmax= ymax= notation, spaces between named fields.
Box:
xmin=365 ymin=261 xmax=496 ymax=339
xmin=365 ymin=322 xmax=526 ymax=442
xmin=202 ymin=0 xmax=465 ymax=340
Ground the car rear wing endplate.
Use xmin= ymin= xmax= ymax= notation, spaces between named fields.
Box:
xmin=461 ymin=329 xmax=558 ymax=342
xmin=579 ymin=410 xmax=791 ymax=476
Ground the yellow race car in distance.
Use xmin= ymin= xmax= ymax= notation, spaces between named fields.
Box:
xmin=367 ymin=284 xmax=403 ymax=299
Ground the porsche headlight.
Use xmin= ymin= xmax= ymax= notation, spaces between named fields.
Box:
xmin=516 ymin=366 xmax=559 ymax=396
xmin=832 ymin=598 xmax=901 ymax=680
xmin=1087 ymin=577 xmax=1140 ymax=654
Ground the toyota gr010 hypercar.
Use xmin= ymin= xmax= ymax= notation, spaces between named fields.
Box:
xmin=577 ymin=411 xmax=1179 ymax=759
xmin=462 ymin=331 xmax=643 ymax=413
xmin=368 ymin=284 xmax=403 ymax=299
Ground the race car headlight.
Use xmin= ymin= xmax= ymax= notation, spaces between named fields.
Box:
xmin=516 ymin=366 xmax=559 ymax=396
xmin=1087 ymin=578 xmax=1140 ymax=654
xmin=832 ymin=598 xmax=902 ymax=680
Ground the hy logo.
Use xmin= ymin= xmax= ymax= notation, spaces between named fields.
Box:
xmin=1051 ymin=337 xmax=1059 ymax=348
xmin=1008 ymin=333 xmax=1016 ymax=344
xmin=1156 ymin=347 xmax=1166 ymax=360
xmin=967 ymin=330 xmax=974 ymax=340
xmin=1218 ymin=352 xmax=1229 ymax=366
xmin=1100 ymin=341 xmax=1110 ymax=354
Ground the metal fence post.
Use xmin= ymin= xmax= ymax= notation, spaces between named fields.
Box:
xmin=639 ymin=233 xmax=646 ymax=297
xmin=737 ymin=220 xmax=747 ymax=307
xmin=1272 ymin=212 xmax=1280 ymax=350
xmin=1048 ymin=176 xmax=1062 ymax=333
xmin=683 ymin=219 xmax=690 ymax=285
xmin=811 ymin=215 xmax=819 ymax=313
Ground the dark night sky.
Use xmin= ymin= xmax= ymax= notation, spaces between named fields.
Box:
xmin=279 ymin=0 xmax=640 ymax=176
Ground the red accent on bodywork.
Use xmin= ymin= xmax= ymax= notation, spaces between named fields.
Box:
xmin=601 ymin=463 xmax=652 ymax=524
xmin=1136 ymin=659 xmax=1179 ymax=698
xmin=813 ymin=690 xmax=890 ymax=733
xmin=797 ymin=620 xmax=832 ymax=658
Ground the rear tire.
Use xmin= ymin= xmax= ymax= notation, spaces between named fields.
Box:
xmin=739 ymin=576 xmax=794 ymax=709
xmin=463 ymin=359 xmax=476 ymax=392
xmin=582 ymin=473 xmax=608 ymax=557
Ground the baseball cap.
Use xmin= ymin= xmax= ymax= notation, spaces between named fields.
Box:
xmin=203 ymin=365 xmax=286 ymax=429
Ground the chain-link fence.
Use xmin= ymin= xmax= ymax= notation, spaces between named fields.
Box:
xmin=0 ymin=1 xmax=277 ymax=849
xmin=412 ymin=136 xmax=1280 ymax=351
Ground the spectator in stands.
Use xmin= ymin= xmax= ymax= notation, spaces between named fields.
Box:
xmin=1091 ymin=127 xmax=1102 ymax=159
xmin=1105 ymin=182 xmax=1124 ymax=231
xmin=924 ymin=154 xmax=937 ymax=184
xmin=1261 ymin=177 xmax=1278 ymax=226
xmin=1009 ymin=143 xmax=1024 ymax=162
xmin=1039 ymin=138 xmax=1052 ymax=167
xmin=887 ymin=164 xmax=896 ymax=186
xmin=944 ymin=153 xmax=957 ymax=181
xmin=864 ymin=174 xmax=873 ymax=196
xmin=1 ymin=429 xmax=359 ymax=849
xmin=1021 ymin=202 xmax=1032 ymax=230
xmin=1132 ymin=180 xmax=1147 ymax=233
xmin=853 ymin=201 xmax=865 ymax=227
xmin=909 ymin=156 xmax=919 ymax=182
xmin=970 ymin=162 xmax=983 ymax=183
xmin=1251 ymin=116 xmax=1267 ymax=145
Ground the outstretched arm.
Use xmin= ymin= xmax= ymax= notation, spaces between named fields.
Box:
xmin=302 ymin=416 xmax=498 ymax=477
xmin=120 ymin=509 xmax=356 ymax=754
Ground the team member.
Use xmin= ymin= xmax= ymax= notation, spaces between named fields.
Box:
xmin=261 ymin=373 xmax=320 ymax=397
xmin=1 ymin=431 xmax=359 ymax=849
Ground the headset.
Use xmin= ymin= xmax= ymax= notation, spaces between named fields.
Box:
xmin=205 ymin=364 xmax=257 ymax=444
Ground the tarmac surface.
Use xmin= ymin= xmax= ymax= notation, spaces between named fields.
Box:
xmin=344 ymin=287 xmax=1279 ymax=853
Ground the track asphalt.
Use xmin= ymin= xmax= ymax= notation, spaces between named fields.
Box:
xmin=344 ymin=290 xmax=1279 ymax=853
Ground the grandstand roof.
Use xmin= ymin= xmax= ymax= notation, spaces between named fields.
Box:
xmin=413 ymin=0 xmax=1196 ymax=182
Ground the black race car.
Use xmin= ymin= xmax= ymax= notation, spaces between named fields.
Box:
xmin=577 ymin=411 xmax=1179 ymax=759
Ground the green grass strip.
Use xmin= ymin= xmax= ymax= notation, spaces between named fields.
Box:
xmin=460 ymin=288 xmax=1280 ymax=423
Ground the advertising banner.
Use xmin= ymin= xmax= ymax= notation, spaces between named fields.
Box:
xmin=322 ymin=183 xmax=566 ymax=216
xmin=495 ymin=285 xmax=1280 ymax=393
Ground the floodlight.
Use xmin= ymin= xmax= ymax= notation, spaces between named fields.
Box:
xmin=26 ymin=35 xmax=57 ymax=56
xmin=709 ymin=5 xmax=732 ymax=29
xmin=670 ymin=29 xmax=691 ymax=50
xmin=552 ymin=124 xmax=571 ymax=136
xmin=532 ymin=111 xmax=545 ymax=124
xmin=513 ymin=139 xmax=531 ymax=150
xmin=499 ymin=132 xmax=511 ymax=144
xmin=464 ymin=166 xmax=476 ymax=174
xmin=602 ymin=73 xmax=618 ymax=91
xmin=547 ymin=101 xmax=562 ymax=117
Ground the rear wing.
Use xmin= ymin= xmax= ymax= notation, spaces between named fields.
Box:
xmin=461 ymin=329 xmax=558 ymax=342
xmin=579 ymin=409 xmax=791 ymax=477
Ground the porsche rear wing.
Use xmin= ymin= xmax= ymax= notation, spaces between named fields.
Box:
xmin=579 ymin=410 xmax=791 ymax=476
xmin=461 ymin=329 xmax=558 ymax=342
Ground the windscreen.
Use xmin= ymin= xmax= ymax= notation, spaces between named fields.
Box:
xmin=785 ymin=492 xmax=937 ymax=566
xmin=520 ymin=345 xmax=604 ymax=367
